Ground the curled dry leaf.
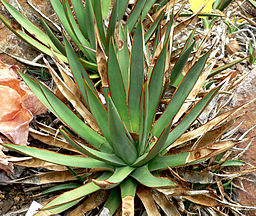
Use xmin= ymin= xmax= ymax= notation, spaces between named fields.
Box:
xmin=0 ymin=60 xmax=47 ymax=172
xmin=0 ymin=60 xmax=47 ymax=116
xmin=0 ymin=60 xmax=47 ymax=145
xmin=20 ymin=82 xmax=48 ymax=115
xmin=226 ymin=39 xmax=239 ymax=56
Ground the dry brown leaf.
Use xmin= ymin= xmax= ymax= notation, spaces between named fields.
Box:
xmin=173 ymin=15 xmax=198 ymax=36
xmin=68 ymin=190 xmax=108 ymax=216
xmin=0 ymin=60 xmax=47 ymax=116
xmin=183 ymin=194 xmax=222 ymax=207
xmin=36 ymin=122 xmax=63 ymax=138
xmin=13 ymin=158 xmax=68 ymax=171
xmin=20 ymin=82 xmax=48 ymax=115
xmin=52 ymin=50 xmax=80 ymax=98
xmin=136 ymin=186 xmax=161 ymax=216
xmin=0 ymin=106 xmax=33 ymax=145
xmin=217 ymin=180 xmax=225 ymax=200
xmin=226 ymin=39 xmax=239 ymax=56
xmin=192 ymin=118 xmax=235 ymax=150
xmin=216 ymin=167 xmax=256 ymax=179
xmin=158 ymin=187 xmax=210 ymax=196
xmin=10 ymin=169 xmax=88 ymax=185
xmin=0 ymin=85 xmax=22 ymax=121
xmin=29 ymin=128 xmax=82 ymax=153
xmin=153 ymin=190 xmax=181 ymax=216
xmin=186 ymin=139 xmax=244 ymax=163
xmin=168 ymin=167 xmax=189 ymax=186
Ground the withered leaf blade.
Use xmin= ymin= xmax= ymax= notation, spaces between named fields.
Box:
xmin=158 ymin=188 xmax=209 ymax=197
xmin=13 ymin=157 xmax=67 ymax=171
xmin=186 ymin=139 xmax=246 ymax=163
xmin=174 ymin=15 xmax=198 ymax=35
xmin=152 ymin=190 xmax=181 ymax=216
xmin=67 ymin=190 xmax=108 ymax=216
xmin=183 ymin=193 xmax=222 ymax=207
xmin=193 ymin=118 xmax=235 ymax=150
xmin=95 ymin=22 xmax=108 ymax=88
xmin=167 ymin=167 xmax=189 ymax=186
xmin=29 ymin=128 xmax=81 ymax=153
xmin=51 ymin=50 xmax=79 ymax=97
xmin=136 ymin=186 xmax=161 ymax=216
xmin=10 ymin=169 xmax=88 ymax=185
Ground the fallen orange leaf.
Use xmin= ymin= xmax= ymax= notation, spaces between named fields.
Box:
xmin=0 ymin=60 xmax=48 ymax=173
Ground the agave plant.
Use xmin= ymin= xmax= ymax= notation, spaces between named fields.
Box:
xmin=0 ymin=1 xmax=251 ymax=215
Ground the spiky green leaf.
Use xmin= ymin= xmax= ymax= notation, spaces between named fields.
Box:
xmin=163 ymin=86 xmax=221 ymax=151
xmin=152 ymin=50 xmax=211 ymax=137
xmin=129 ymin=20 xmax=144 ymax=133
xmin=1 ymin=0 xmax=58 ymax=51
xmin=2 ymin=144 xmax=113 ymax=170
xmin=108 ymin=38 xmax=130 ymax=129
xmin=131 ymin=165 xmax=176 ymax=188
xmin=61 ymin=129 xmax=125 ymax=166
xmin=42 ymin=174 xmax=110 ymax=210
xmin=19 ymin=72 xmax=109 ymax=151
xmin=41 ymin=18 xmax=66 ymax=55
xmin=108 ymin=97 xmax=137 ymax=165
xmin=170 ymin=41 xmax=195 ymax=86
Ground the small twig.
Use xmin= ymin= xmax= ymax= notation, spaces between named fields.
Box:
xmin=3 ymin=52 xmax=47 ymax=68
xmin=234 ymin=139 xmax=253 ymax=160
xmin=32 ymin=53 xmax=44 ymax=63
xmin=230 ymin=182 xmax=246 ymax=192
xmin=222 ymin=121 xmax=243 ymax=140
